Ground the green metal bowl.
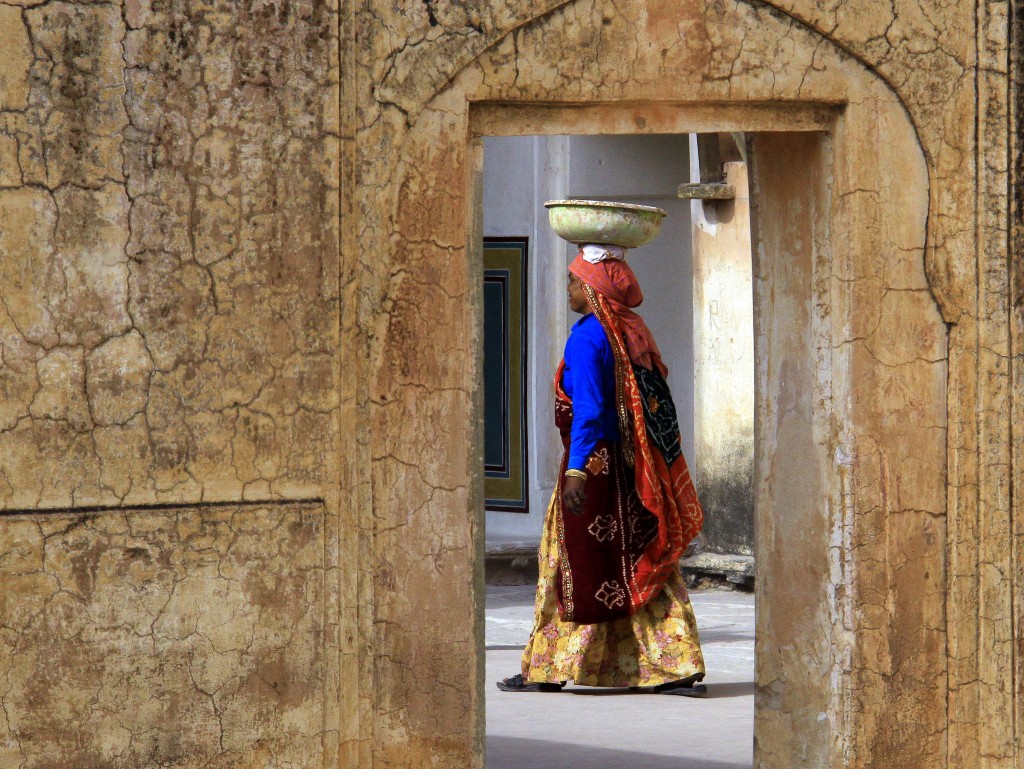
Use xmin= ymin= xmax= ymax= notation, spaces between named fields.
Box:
xmin=544 ymin=199 xmax=667 ymax=248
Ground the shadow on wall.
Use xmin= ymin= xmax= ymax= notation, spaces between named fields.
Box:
xmin=696 ymin=449 xmax=755 ymax=556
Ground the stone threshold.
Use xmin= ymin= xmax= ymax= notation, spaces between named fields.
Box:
xmin=680 ymin=552 xmax=755 ymax=590
xmin=485 ymin=544 xmax=755 ymax=590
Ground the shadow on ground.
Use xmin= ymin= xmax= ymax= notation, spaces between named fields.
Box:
xmin=487 ymin=736 xmax=751 ymax=769
xmin=561 ymin=680 xmax=754 ymax=700
xmin=697 ymin=629 xmax=756 ymax=644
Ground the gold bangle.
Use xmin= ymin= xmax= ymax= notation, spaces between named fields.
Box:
xmin=564 ymin=469 xmax=587 ymax=480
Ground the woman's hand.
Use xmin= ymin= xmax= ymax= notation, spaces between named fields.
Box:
xmin=564 ymin=475 xmax=587 ymax=516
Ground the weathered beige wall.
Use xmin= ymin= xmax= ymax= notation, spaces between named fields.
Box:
xmin=0 ymin=0 xmax=340 ymax=507
xmin=692 ymin=160 xmax=755 ymax=555
xmin=0 ymin=0 xmax=1018 ymax=767
xmin=750 ymin=130 xmax=835 ymax=766
xmin=0 ymin=0 xmax=341 ymax=766
xmin=0 ymin=502 xmax=328 ymax=767
xmin=346 ymin=0 xmax=1007 ymax=766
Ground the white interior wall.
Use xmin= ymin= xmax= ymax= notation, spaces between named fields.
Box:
xmin=483 ymin=134 xmax=693 ymax=548
xmin=566 ymin=135 xmax=695 ymax=463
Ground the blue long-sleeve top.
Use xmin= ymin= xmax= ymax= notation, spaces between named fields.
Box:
xmin=563 ymin=313 xmax=621 ymax=470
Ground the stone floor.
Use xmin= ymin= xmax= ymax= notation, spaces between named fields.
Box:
xmin=485 ymin=583 xmax=755 ymax=769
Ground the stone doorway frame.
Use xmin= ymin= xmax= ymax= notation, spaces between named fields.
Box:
xmin=466 ymin=102 xmax=911 ymax=769
xmin=344 ymin=6 xmax=962 ymax=764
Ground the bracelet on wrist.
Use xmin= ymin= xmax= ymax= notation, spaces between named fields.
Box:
xmin=564 ymin=469 xmax=587 ymax=480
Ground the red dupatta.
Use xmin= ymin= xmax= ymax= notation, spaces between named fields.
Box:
xmin=583 ymin=285 xmax=703 ymax=609
xmin=556 ymin=254 xmax=703 ymax=616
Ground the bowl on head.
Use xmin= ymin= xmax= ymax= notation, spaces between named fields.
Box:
xmin=544 ymin=199 xmax=667 ymax=249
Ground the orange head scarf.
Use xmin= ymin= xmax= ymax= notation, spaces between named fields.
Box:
xmin=569 ymin=251 xmax=667 ymax=377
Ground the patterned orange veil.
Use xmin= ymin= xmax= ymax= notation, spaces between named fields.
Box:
xmin=565 ymin=252 xmax=704 ymax=613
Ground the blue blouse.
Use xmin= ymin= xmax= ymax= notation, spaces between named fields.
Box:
xmin=563 ymin=313 xmax=621 ymax=470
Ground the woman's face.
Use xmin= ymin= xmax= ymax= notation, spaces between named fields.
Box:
xmin=567 ymin=272 xmax=589 ymax=315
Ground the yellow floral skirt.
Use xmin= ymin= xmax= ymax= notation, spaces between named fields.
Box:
xmin=522 ymin=492 xmax=706 ymax=688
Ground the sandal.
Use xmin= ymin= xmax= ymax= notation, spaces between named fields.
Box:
xmin=496 ymin=673 xmax=567 ymax=692
xmin=633 ymin=672 xmax=708 ymax=697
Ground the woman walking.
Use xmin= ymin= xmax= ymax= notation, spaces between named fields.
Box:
xmin=498 ymin=238 xmax=707 ymax=695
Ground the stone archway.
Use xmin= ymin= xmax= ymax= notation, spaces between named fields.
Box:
xmin=344 ymin=1 xmax=958 ymax=766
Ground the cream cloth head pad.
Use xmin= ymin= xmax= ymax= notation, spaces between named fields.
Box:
xmin=580 ymin=243 xmax=627 ymax=263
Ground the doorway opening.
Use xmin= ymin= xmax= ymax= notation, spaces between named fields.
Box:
xmin=479 ymin=131 xmax=757 ymax=768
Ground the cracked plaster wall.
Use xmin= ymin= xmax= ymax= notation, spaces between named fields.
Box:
xmin=0 ymin=0 xmax=341 ymax=767
xmin=0 ymin=0 xmax=1016 ymax=766
xmin=0 ymin=503 xmax=329 ymax=768
xmin=0 ymin=0 xmax=340 ymax=508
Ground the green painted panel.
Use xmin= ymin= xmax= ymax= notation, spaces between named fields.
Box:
xmin=483 ymin=239 xmax=528 ymax=512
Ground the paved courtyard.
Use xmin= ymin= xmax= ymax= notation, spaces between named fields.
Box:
xmin=485 ymin=583 xmax=755 ymax=769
